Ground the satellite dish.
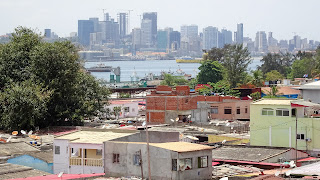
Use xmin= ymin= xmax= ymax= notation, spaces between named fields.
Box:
xmin=28 ymin=130 xmax=33 ymax=135
xmin=58 ymin=172 xmax=64 ymax=178
xmin=222 ymin=140 xmax=227 ymax=144
xmin=275 ymin=171 xmax=280 ymax=176
xmin=226 ymin=122 xmax=230 ymax=127
xmin=6 ymin=136 xmax=12 ymax=143
xmin=285 ymin=170 xmax=291 ymax=176
xmin=170 ymin=119 xmax=175 ymax=123
xmin=142 ymin=121 xmax=146 ymax=127
xmin=102 ymin=125 xmax=106 ymax=129
xmin=187 ymin=115 xmax=191 ymax=118
xmin=216 ymin=122 xmax=220 ymax=126
xmin=21 ymin=130 xmax=26 ymax=135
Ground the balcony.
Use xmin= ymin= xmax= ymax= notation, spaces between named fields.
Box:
xmin=70 ymin=158 xmax=103 ymax=167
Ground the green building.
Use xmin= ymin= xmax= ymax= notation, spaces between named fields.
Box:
xmin=250 ymin=99 xmax=320 ymax=156
xmin=157 ymin=30 xmax=168 ymax=52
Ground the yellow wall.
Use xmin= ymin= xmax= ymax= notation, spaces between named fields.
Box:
xmin=86 ymin=149 xmax=102 ymax=159
xmin=208 ymin=135 xmax=249 ymax=145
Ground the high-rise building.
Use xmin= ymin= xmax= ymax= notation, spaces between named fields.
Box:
xmin=157 ymin=30 xmax=168 ymax=51
xmin=132 ymin=28 xmax=142 ymax=52
xmin=268 ymin=32 xmax=278 ymax=46
xmin=293 ymin=35 xmax=301 ymax=49
xmin=203 ymin=26 xmax=218 ymax=50
xmin=180 ymin=25 xmax=198 ymax=39
xmin=221 ymin=29 xmax=233 ymax=46
xmin=169 ymin=31 xmax=181 ymax=51
xmin=78 ymin=20 xmax=94 ymax=46
xmin=255 ymin=31 xmax=268 ymax=53
xmin=89 ymin=17 xmax=99 ymax=33
xmin=141 ymin=19 xmax=152 ymax=46
xmin=236 ymin=23 xmax=243 ymax=44
xmin=142 ymin=12 xmax=157 ymax=45
xmin=44 ymin=29 xmax=51 ymax=38
xmin=118 ymin=13 xmax=127 ymax=38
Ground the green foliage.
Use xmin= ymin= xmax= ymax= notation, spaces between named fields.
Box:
xmin=250 ymin=92 xmax=261 ymax=100
xmin=259 ymin=53 xmax=294 ymax=78
xmin=160 ymin=74 xmax=188 ymax=86
xmin=204 ymin=44 xmax=251 ymax=88
xmin=264 ymin=85 xmax=283 ymax=97
xmin=0 ymin=27 xmax=110 ymax=130
xmin=250 ymin=70 xmax=264 ymax=87
xmin=197 ymin=60 xmax=224 ymax=84
xmin=188 ymin=78 xmax=198 ymax=89
xmin=198 ymin=81 xmax=240 ymax=97
xmin=119 ymin=93 xmax=130 ymax=98
xmin=0 ymin=80 xmax=52 ymax=130
xmin=265 ymin=70 xmax=285 ymax=82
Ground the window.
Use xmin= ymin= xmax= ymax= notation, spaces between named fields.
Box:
xmin=55 ymin=146 xmax=60 ymax=155
xmin=172 ymin=159 xmax=177 ymax=171
xmin=237 ymin=108 xmax=240 ymax=114
xmin=211 ymin=106 xmax=218 ymax=114
xmin=113 ymin=153 xmax=120 ymax=163
xmin=178 ymin=158 xmax=192 ymax=171
xmin=245 ymin=107 xmax=248 ymax=113
xmin=198 ymin=156 xmax=208 ymax=168
xmin=124 ymin=107 xmax=129 ymax=113
xmin=133 ymin=154 xmax=141 ymax=166
xmin=262 ymin=108 xmax=274 ymax=116
xmin=276 ymin=109 xmax=289 ymax=116
xmin=224 ymin=108 xmax=232 ymax=114
xmin=292 ymin=109 xmax=296 ymax=116
xmin=297 ymin=134 xmax=305 ymax=140
xmin=96 ymin=149 xmax=102 ymax=156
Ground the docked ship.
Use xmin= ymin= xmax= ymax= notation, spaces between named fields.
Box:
xmin=176 ymin=56 xmax=202 ymax=63
xmin=86 ymin=63 xmax=113 ymax=72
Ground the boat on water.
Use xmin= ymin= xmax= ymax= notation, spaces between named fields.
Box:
xmin=86 ymin=63 xmax=113 ymax=72
xmin=176 ymin=56 xmax=203 ymax=63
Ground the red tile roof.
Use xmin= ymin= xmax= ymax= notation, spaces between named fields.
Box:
xmin=261 ymin=86 xmax=300 ymax=95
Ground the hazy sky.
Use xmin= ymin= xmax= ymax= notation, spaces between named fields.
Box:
xmin=1 ymin=0 xmax=319 ymax=41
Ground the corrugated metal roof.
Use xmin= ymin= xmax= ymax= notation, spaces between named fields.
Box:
xmin=290 ymin=161 xmax=320 ymax=175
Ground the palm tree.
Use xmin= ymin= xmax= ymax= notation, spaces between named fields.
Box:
xmin=251 ymin=70 xmax=264 ymax=87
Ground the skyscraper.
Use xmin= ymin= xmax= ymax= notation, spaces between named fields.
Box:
xmin=180 ymin=25 xmax=198 ymax=39
xmin=44 ymin=29 xmax=51 ymax=38
xmin=255 ymin=31 xmax=268 ymax=52
xmin=78 ymin=20 xmax=94 ymax=46
xmin=169 ymin=31 xmax=181 ymax=50
xmin=89 ymin=17 xmax=99 ymax=33
xmin=236 ymin=23 xmax=243 ymax=44
xmin=203 ymin=26 xmax=218 ymax=50
xmin=157 ymin=30 xmax=168 ymax=51
xmin=142 ymin=12 xmax=157 ymax=45
xmin=221 ymin=29 xmax=233 ymax=46
xmin=118 ymin=13 xmax=127 ymax=38
xmin=141 ymin=19 xmax=152 ymax=46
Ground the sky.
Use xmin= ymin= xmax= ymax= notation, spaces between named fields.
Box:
xmin=1 ymin=0 xmax=319 ymax=41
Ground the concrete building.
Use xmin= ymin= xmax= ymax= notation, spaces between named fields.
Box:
xmin=44 ymin=29 xmax=51 ymax=38
xmin=78 ymin=20 xmax=94 ymax=46
xmin=236 ymin=23 xmax=243 ymax=44
xmin=202 ymin=26 xmax=218 ymax=50
xmin=221 ymin=29 xmax=233 ymax=46
xmin=250 ymin=99 xmax=320 ymax=156
xmin=89 ymin=17 xmax=99 ymax=33
xmin=105 ymin=100 xmax=140 ymax=119
xmin=157 ymin=30 xmax=168 ymax=51
xmin=132 ymin=28 xmax=142 ymax=51
xmin=118 ymin=13 xmax=127 ymax=38
xmin=180 ymin=25 xmax=198 ymax=39
xmin=104 ymin=141 xmax=213 ymax=180
xmin=169 ymin=31 xmax=181 ymax=51
xmin=53 ymin=129 xmax=180 ymax=175
xmin=296 ymin=81 xmax=320 ymax=103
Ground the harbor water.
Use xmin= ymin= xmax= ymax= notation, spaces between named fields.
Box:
xmin=84 ymin=58 xmax=262 ymax=82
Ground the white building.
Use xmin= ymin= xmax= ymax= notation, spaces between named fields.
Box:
xmin=105 ymin=100 xmax=139 ymax=119
xmin=53 ymin=130 xmax=135 ymax=174
xmin=203 ymin=26 xmax=218 ymax=50
xmin=141 ymin=19 xmax=152 ymax=47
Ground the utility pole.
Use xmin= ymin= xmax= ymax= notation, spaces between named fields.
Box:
xmin=295 ymin=112 xmax=298 ymax=164
xmin=147 ymin=112 xmax=151 ymax=180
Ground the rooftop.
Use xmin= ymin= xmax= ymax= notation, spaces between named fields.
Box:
xmin=0 ymin=142 xmax=39 ymax=156
xmin=150 ymin=142 xmax=213 ymax=152
xmin=212 ymin=146 xmax=297 ymax=162
xmin=0 ymin=163 xmax=50 ymax=180
xmin=55 ymin=130 xmax=136 ymax=144
xmin=252 ymin=99 xmax=292 ymax=106
xmin=297 ymin=81 xmax=320 ymax=90
xmin=261 ymin=86 xmax=300 ymax=95
xmin=290 ymin=161 xmax=320 ymax=176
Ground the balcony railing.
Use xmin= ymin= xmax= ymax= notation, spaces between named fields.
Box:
xmin=70 ymin=158 xmax=103 ymax=167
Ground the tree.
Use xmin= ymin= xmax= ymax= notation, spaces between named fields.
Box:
xmin=160 ymin=74 xmax=188 ymax=86
xmin=0 ymin=80 xmax=52 ymax=130
xmin=197 ymin=60 xmax=224 ymax=84
xmin=0 ymin=27 xmax=110 ymax=130
xmin=265 ymin=70 xmax=284 ymax=82
xmin=250 ymin=70 xmax=264 ymax=87
xmin=198 ymin=81 xmax=240 ymax=96
xmin=259 ymin=53 xmax=294 ymax=77
xmin=113 ymin=106 xmax=122 ymax=119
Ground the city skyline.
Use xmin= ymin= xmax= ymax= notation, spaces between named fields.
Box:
xmin=1 ymin=0 xmax=320 ymax=41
